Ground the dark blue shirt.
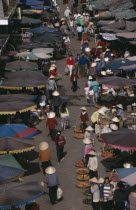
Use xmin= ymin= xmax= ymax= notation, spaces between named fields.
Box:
xmin=79 ymin=56 xmax=88 ymax=65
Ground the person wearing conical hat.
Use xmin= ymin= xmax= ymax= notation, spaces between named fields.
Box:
xmin=54 ymin=130 xmax=66 ymax=163
xmin=46 ymin=112 xmax=57 ymax=140
xmin=84 ymin=125 xmax=94 ymax=139
xmin=87 ymin=150 xmax=98 ymax=179
xmin=52 ymin=91 xmax=62 ymax=118
xmin=44 ymin=166 xmax=60 ymax=205
xmin=116 ymin=104 xmax=124 ymax=118
xmin=39 ymin=142 xmax=52 ymax=175
xmin=83 ymin=138 xmax=94 ymax=158
xmin=80 ymin=107 xmax=89 ymax=133
xmin=39 ymin=91 xmax=46 ymax=119
xmin=90 ymin=177 xmax=100 ymax=210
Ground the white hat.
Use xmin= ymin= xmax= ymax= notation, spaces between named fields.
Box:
xmin=85 ymin=47 xmax=91 ymax=52
xmin=98 ymin=177 xmax=104 ymax=184
xmin=104 ymin=57 xmax=109 ymax=62
xmin=48 ymin=112 xmax=56 ymax=118
xmin=106 ymin=69 xmax=112 ymax=73
xmin=91 ymin=63 xmax=96 ymax=67
xmin=49 ymin=75 xmax=55 ymax=79
xmin=80 ymin=107 xmax=87 ymax=111
xmin=106 ymin=48 xmax=110 ymax=52
xmin=89 ymin=22 xmax=94 ymax=25
xmin=77 ymin=14 xmax=81 ymax=17
xmin=97 ymin=46 xmax=102 ymax=49
xmin=116 ymin=104 xmax=123 ymax=109
xmin=90 ymin=177 xmax=98 ymax=183
xmin=61 ymin=18 xmax=65 ymax=21
xmin=85 ymin=126 xmax=94 ymax=131
xmin=51 ymin=64 xmax=56 ymax=67
xmin=55 ymin=23 xmax=60 ymax=27
xmin=112 ymin=117 xmax=120 ymax=122
xmin=88 ymin=150 xmax=96 ymax=155
xmin=124 ymin=51 xmax=130 ymax=58
xmin=52 ymin=90 xmax=60 ymax=96
xmin=101 ymin=71 xmax=106 ymax=76
xmin=98 ymin=109 xmax=105 ymax=115
xmin=88 ymin=76 xmax=93 ymax=80
xmin=83 ymin=138 xmax=92 ymax=144
xmin=83 ymin=13 xmax=86 ymax=16
xmin=95 ymin=58 xmax=101 ymax=62
xmin=110 ymin=124 xmax=118 ymax=130
xmin=112 ymin=108 xmax=117 ymax=113
xmin=39 ymin=142 xmax=49 ymax=150
xmin=49 ymin=66 xmax=55 ymax=71
xmin=123 ymin=163 xmax=133 ymax=168
xmin=45 ymin=166 xmax=56 ymax=174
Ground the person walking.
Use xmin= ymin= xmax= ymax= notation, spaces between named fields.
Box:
xmin=38 ymin=91 xmax=46 ymax=119
xmin=66 ymin=54 xmax=75 ymax=76
xmin=79 ymin=53 xmax=89 ymax=78
xmin=54 ymin=130 xmax=66 ymax=163
xmin=90 ymin=177 xmax=100 ymax=210
xmin=80 ymin=106 xmax=89 ymax=132
xmin=76 ymin=24 xmax=83 ymax=41
xmin=44 ymin=166 xmax=59 ymax=205
xmin=52 ymin=90 xmax=62 ymax=118
xmin=84 ymin=125 xmax=94 ymax=139
xmin=70 ymin=69 xmax=79 ymax=92
xmin=113 ymin=181 xmax=127 ymax=210
xmin=100 ymin=177 xmax=111 ymax=210
xmin=68 ymin=18 xmax=75 ymax=38
xmin=46 ymin=112 xmax=57 ymax=140
xmin=87 ymin=150 xmax=98 ymax=178
xmin=60 ymin=102 xmax=69 ymax=131
xmin=90 ymin=77 xmax=99 ymax=103
xmin=48 ymin=76 xmax=57 ymax=100
xmin=83 ymin=138 xmax=93 ymax=158
xmin=39 ymin=142 xmax=52 ymax=175
xmin=64 ymin=7 xmax=71 ymax=20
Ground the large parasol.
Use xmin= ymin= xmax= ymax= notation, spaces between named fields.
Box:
xmin=0 ymin=94 xmax=37 ymax=115
xmin=99 ymin=76 xmax=136 ymax=88
xmin=26 ymin=26 xmax=58 ymax=34
xmin=32 ymin=48 xmax=54 ymax=54
xmin=0 ymin=71 xmax=48 ymax=90
xmin=0 ymin=154 xmax=25 ymax=183
xmin=116 ymin=167 xmax=136 ymax=185
xmin=15 ymin=51 xmax=52 ymax=60
xmin=0 ymin=124 xmax=39 ymax=138
xmin=101 ymin=128 xmax=136 ymax=150
xmin=0 ymin=136 xmax=35 ymax=154
xmin=5 ymin=60 xmax=38 ymax=71
xmin=0 ymin=181 xmax=45 ymax=209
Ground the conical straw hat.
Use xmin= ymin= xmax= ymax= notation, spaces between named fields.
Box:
xmin=99 ymin=177 xmax=104 ymax=184
xmin=90 ymin=177 xmax=98 ymax=183
xmin=110 ymin=124 xmax=118 ymax=130
xmin=45 ymin=166 xmax=56 ymax=174
xmin=112 ymin=117 xmax=120 ymax=122
xmin=48 ymin=112 xmax=56 ymax=118
xmin=52 ymin=91 xmax=60 ymax=96
xmin=83 ymin=138 xmax=92 ymax=144
xmin=39 ymin=142 xmax=49 ymax=150
xmin=85 ymin=126 xmax=94 ymax=131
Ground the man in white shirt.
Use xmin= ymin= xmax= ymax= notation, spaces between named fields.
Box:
xmin=76 ymin=24 xmax=83 ymax=40
xmin=64 ymin=7 xmax=71 ymax=20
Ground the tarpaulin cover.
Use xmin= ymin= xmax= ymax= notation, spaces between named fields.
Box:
xmin=116 ymin=168 xmax=136 ymax=185
xmin=99 ymin=76 xmax=136 ymax=88
xmin=31 ymin=34 xmax=63 ymax=44
xmin=116 ymin=32 xmax=136 ymax=40
xmin=32 ymin=47 xmax=54 ymax=54
xmin=27 ymin=26 xmax=58 ymax=34
xmin=17 ymin=42 xmax=51 ymax=50
xmin=101 ymin=33 xmax=118 ymax=41
xmin=0 ymin=94 xmax=36 ymax=115
xmin=120 ymin=64 xmax=136 ymax=71
xmin=0 ymin=181 xmax=45 ymax=209
xmin=101 ymin=128 xmax=136 ymax=150
xmin=22 ymin=9 xmax=43 ymax=15
xmin=0 ymin=136 xmax=35 ymax=154
xmin=15 ymin=51 xmax=52 ymax=60
xmin=20 ymin=0 xmax=44 ymax=6
xmin=21 ymin=17 xmax=43 ymax=25
xmin=0 ymin=124 xmax=39 ymax=138
xmin=0 ymin=154 xmax=24 ymax=183
xmin=104 ymin=59 xmax=136 ymax=70
xmin=0 ymin=71 xmax=48 ymax=90
xmin=5 ymin=60 xmax=38 ymax=71
xmin=31 ymin=5 xmax=52 ymax=10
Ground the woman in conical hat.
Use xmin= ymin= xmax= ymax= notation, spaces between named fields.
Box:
xmin=80 ymin=107 xmax=89 ymax=133
xmin=83 ymin=138 xmax=94 ymax=158
xmin=46 ymin=112 xmax=57 ymax=140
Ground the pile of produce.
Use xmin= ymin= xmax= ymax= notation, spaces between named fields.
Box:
xmin=76 ymin=182 xmax=90 ymax=188
xmin=74 ymin=128 xmax=83 ymax=133
xmin=75 ymin=161 xmax=84 ymax=168
xmin=76 ymin=175 xmax=89 ymax=181
xmin=76 ymin=168 xmax=89 ymax=175
xmin=101 ymin=151 xmax=113 ymax=157
xmin=74 ymin=133 xmax=84 ymax=139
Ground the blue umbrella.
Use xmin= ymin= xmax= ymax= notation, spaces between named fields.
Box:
xmin=0 ymin=154 xmax=24 ymax=183
xmin=104 ymin=59 xmax=136 ymax=71
xmin=20 ymin=0 xmax=44 ymax=6
xmin=0 ymin=124 xmax=39 ymax=138
xmin=116 ymin=167 xmax=136 ymax=185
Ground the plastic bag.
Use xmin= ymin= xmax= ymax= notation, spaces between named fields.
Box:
xmin=65 ymin=65 xmax=69 ymax=73
xmin=95 ymin=124 xmax=101 ymax=134
xmin=57 ymin=187 xmax=63 ymax=200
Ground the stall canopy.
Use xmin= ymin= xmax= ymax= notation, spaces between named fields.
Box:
xmin=22 ymin=9 xmax=43 ymax=15
xmin=32 ymin=47 xmax=54 ymax=54
xmin=120 ymin=64 xmax=136 ymax=71
xmin=0 ymin=71 xmax=48 ymax=90
xmin=26 ymin=26 xmax=58 ymax=34
xmin=116 ymin=167 xmax=136 ymax=185
xmin=0 ymin=154 xmax=24 ymax=183
xmin=20 ymin=0 xmax=44 ymax=6
xmin=15 ymin=51 xmax=52 ymax=60
xmin=20 ymin=17 xmax=43 ymax=25
xmin=31 ymin=5 xmax=52 ymax=10
xmin=101 ymin=33 xmax=118 ymax=41
xmin=5 ymin=60 xmax=38 ymax=71
xmin=17 ymin=42 xmax=50 ymax=50
xmin=116 ymin=32 xmax=136 ymax=40
xmin=0 ymin=181 xmax=45 ymax=209
xmin=101 ymin=128 xmax=136 ymax=150
xmin=0 ymin=94 xmax=36 ymax=115
xmin=104 ymin=59 xmax=136 ymax=70
xmin=0 ymin=136 xmax=35 ymax=154
xmin=99 ymin=76 xmax=136 ymax=88
xmin=0 ymin=124 xmax=39 ymax=138
xmin=31 ymin=34 xmax=63 ymax=44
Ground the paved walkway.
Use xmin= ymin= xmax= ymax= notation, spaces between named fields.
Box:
xmin=21 ymin=2 xmax=107 ymax=210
